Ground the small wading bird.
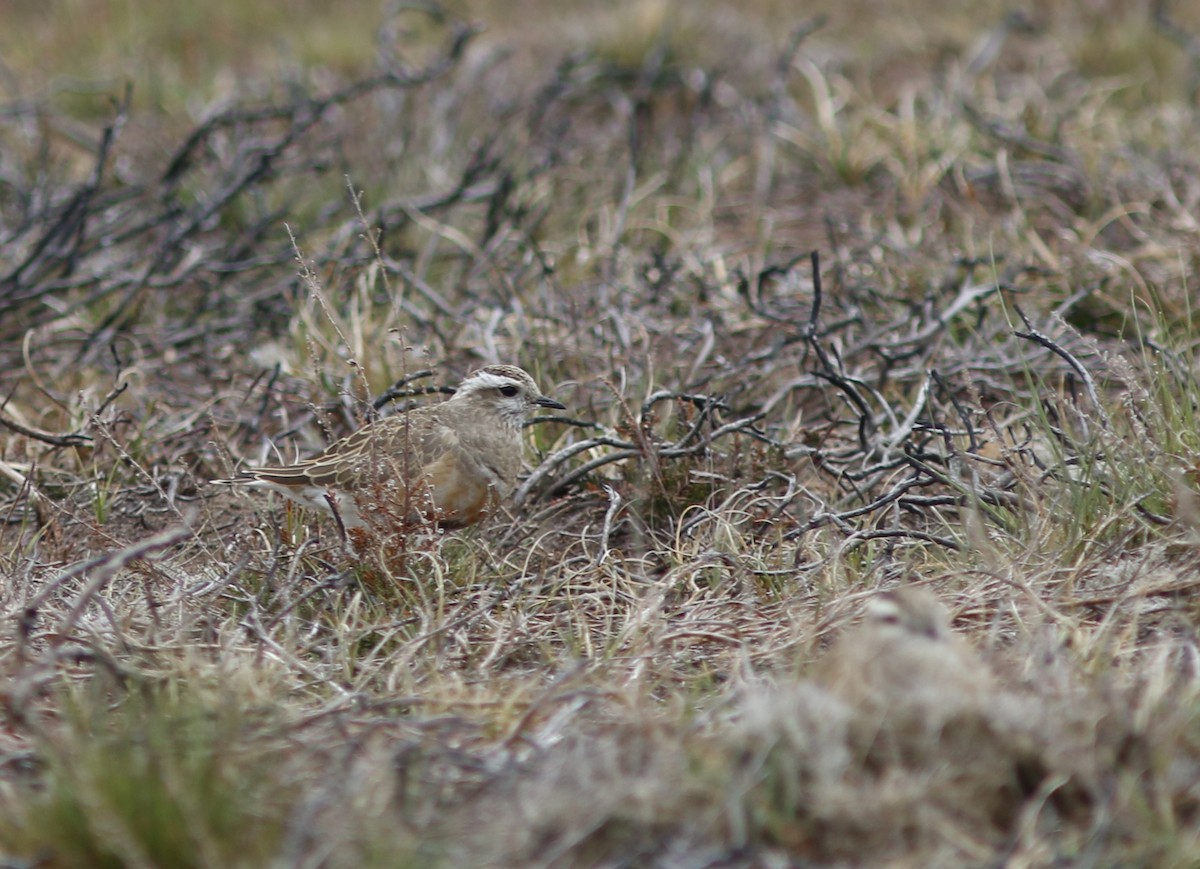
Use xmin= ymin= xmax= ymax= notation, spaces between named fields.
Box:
xmin=221 ymin=364 xmax=565 ymax=534
xmin=818 ymin=586 xmax=1049 ymax=828
xmin=819 ymin=585 xmax=993 ymax=712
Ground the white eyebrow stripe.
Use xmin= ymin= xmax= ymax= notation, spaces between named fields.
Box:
xmin=460 ymin=372 xmax=524 ymax=391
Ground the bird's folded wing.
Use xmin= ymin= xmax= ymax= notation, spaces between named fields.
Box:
xmin=255 ymin=413 xmax=459 ymax=489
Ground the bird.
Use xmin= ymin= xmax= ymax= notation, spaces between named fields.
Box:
xmin=221 ymin=364 xmax=565 ymax=533
xmin=817 ymin=585 xmax=993 ymax=719
xmin=823 ymin=587 xmax=1060 ymax=833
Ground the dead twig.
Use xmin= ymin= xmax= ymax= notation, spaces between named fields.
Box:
xmin=1012 ymin=305 xmax=1111 ymax=431
xmin=0 ymin=408 xmax=91 ymax=447
xmin=20 ymin=524 xmax=194 ymax=648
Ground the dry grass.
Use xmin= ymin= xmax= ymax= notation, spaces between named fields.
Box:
xmin=4 ymin=0 xmax=1200 ymax=865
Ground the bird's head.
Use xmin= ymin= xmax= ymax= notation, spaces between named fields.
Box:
xmin=451 ymin=364 xmax=565 ymax=427
xmin=863 ymin=587 xmax=954 ymax=643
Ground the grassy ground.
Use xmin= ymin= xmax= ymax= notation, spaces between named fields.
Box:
xmin=4 ymin=0 xmax=1200 ymax=865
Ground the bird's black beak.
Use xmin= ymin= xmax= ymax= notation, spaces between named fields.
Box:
xmin=535 ymin=396 xmax=567 ymax=410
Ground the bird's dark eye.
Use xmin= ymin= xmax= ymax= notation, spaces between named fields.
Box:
xmin=499 ymin=385 xmax=520 ymax=397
